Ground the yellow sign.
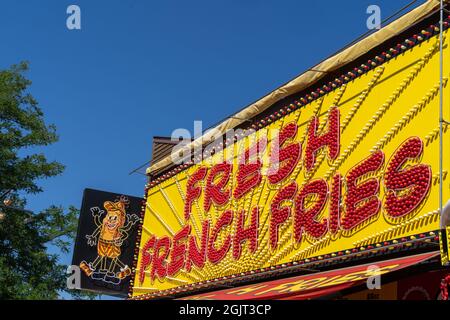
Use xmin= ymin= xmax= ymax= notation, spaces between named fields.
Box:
xmin=132 ymin=26 xmax=450 ymax=298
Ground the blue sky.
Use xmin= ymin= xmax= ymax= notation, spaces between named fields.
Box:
xmin=0 ymin=0 xmax=424 ymax=298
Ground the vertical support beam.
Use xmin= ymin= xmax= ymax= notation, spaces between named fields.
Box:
xmin=440 ymin=0 xmax=444 ymax=230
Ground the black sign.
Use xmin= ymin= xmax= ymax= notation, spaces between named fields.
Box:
xmin=72 ymin=188 xmax=142 ymax=297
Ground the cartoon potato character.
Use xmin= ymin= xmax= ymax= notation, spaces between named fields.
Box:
xmin=80 ymin=197 xmax=139 ymax=284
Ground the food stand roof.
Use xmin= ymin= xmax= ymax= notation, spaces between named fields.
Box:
xmin=179 ymin=252 xmax=439 ymax=300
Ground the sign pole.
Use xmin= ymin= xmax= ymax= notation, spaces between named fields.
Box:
xmin=440 ymin=0 xmax=444 ymax=229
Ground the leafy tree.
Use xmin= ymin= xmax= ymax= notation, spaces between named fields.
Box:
xmin=0 ymin=62 xmax=93 ymax=299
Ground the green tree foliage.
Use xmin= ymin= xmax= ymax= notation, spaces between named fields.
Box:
xmin=0 ymin=62 xmax=93 ymax=299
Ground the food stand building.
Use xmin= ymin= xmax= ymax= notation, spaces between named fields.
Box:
xmin=79 ymin=0 xmax=450 ymax=300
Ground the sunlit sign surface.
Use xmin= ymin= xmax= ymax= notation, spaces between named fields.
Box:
xmin=132 ymin=28 xmax=449 ymax=298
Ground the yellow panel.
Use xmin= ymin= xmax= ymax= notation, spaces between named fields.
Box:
xmin=132 ymin=28 xmax=450 ymax=298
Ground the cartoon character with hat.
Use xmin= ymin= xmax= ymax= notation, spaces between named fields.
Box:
xmin=79 ymin=196 xmax=139 ymax=285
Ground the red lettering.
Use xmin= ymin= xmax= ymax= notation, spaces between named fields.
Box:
xmin=234 ymin=137 xmax=267 ymax=199
xmin=233 ymin=207 xmax=259 ymax=260
xmin=208 ymin=210 xmax=233 ymax=264
xmin=342 ymin=151 xmax=384 ymax=231
xmin=184 ymin=166 xmax=208 ymax=220
xmin=294 ymin=179 xmax=329 ymax=242
xmin=329 ymin=173 xmax=342 ymax=235
xmin=270 ymin=182 xmax=298 ymax=250
xmin=139 ymin=236 xmax=156 ymax=285
xmin=384 ymin=137 xmax=431 ymax=218
xmin=186 ymin=220 xmax=210 ymax=272
xmin=167 ymin=225 xmax=191 ymax=277
xmin=304 ymin=107 xmax=340 ymax=171
xmin=268 ymin=122 xmax=302 ymax=184
xmin=150 ymin=236 xmax=171 ymax=281
xmin=204 ymin=163 xmax=232 ymax=212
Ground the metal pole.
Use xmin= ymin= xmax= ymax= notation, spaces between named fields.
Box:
xmin=440 ymin=0 xmax=444 ymax=227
